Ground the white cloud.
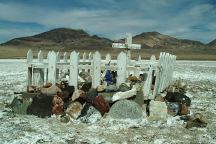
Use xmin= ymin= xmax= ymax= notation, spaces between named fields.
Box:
xmin=0 ymin=1 xmax=216 ymax=43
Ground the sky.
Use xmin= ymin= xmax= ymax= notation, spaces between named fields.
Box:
xmin=0 ymin=0 xmax=216 ymax=43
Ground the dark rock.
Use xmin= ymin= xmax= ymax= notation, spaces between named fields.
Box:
xmin=27 ymin=94 xmax=53 ymax=118
xmin=165 ymin=92 xmax=191 ymax=106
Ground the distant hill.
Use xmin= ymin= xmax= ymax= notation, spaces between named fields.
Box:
xmin=0 ymin=28 xmax=216 ymax=59
xmin=207 ymin=39 xmax=216 ymax=49
xmin=1 ymin=28 xmax=113 ymax=49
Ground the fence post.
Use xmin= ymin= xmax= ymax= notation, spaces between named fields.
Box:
xmin=48 ymin=51 xmax=57 ymax=85
xmin=143 ymin=55 xmax=155 ymax=99
xmin=83 ymin=52 xmax=86 ymax=62
xmin=63 ymin=52 xmax=67 ymax=63
xmin=27 ymin=49 xmax=33 ymax=86
xmin=32 ymin=50 xmax=44 ymax=86
xmin=117 ymin=52 xmax=127 ymax=88
xmin=69 ymin=51 xmax=79 ymax=89
xmin=153 ymin=53 xmax=162 ymax=97
xmin=92 ymin=51 xmax=101 ymax=88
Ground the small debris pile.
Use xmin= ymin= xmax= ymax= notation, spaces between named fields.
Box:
xmin=8 ymin=70 xmax=207 ymax=129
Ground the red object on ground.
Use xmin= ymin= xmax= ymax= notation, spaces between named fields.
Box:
xmin=93 ymin=95 xmax=110 ymax=116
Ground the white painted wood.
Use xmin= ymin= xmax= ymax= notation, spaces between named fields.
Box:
xmin=63 ymin=52 xmax=67 ymax=63
xmin=38 ymin=50 xmax=43 ymax=63
xmin=105 ymin=53 xmax=111 ymax=63
xmin=27 ymin=49 xmax=33 ymax=85
xmin=56 ymin=51 xmax=60 ymax=62
xmin=154 ymin=52 xmax=163 ymax=96
xmin=33 ymin=68 xmax=44 ymax=86
xmin=69 ymin=51 xmax=79 ymax=89
xmin=143 ymin=55 xmax=156 ymax=99
xmin=88 ymin=52 xmax=92 ymax=60
xmin=92 ymin=51 xmax=101 ymax=88
xmin=82 ymin=52 xmax=86 ymax=62
xmin=48 ymin=51 xmax=57 ymax=85
xmin=27 ymin=49 xmax=33 ymax=64
xmin=26 ymin=49 xmax=177 ymax=97
xmin=117 ymin=52 xmax=127 ymax=87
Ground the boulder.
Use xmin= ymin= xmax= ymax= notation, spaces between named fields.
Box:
xmin=109 ymin=100 xmax=143 ymax=119
xmin=41 ymin=85 xmax=62 ymax=96
xmin=8 ymin=93 xmax=37 ymax=114
xmin=78 ymin=106 xmax=102 ymax=123
xmin=149 ymin=101 xmax=168 ymax=121
xmin=66 ymin=101 xmax=83 ymax=119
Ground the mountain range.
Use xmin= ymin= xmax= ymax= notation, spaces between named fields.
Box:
xmin=0 ymin=28 xmax=216 ymax=59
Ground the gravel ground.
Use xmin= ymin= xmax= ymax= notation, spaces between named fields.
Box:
xmin=0 ymin=60 xmax=216 ymax=144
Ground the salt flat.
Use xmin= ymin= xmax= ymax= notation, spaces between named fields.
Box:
xmin=0 ymin=60 xmax=216 ymax=143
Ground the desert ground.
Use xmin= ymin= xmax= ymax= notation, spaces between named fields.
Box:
xmin=0 ymin=60 xmax=216 ymax=143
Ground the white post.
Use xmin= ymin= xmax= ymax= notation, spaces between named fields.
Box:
xmin=38 ymin=50 xmax=43 ymax=63
xmin=92 ymin=51 xmax=101 ymax=88
xmin=83 ymin=52 xmax=86 ymax=62
xmin=153 ymin=53 xmax=162 ymax=97
xmin=27 ymin=49 xmax=33 ymax=86
xmin=143 ymin=55 xmax=155 ymax=99
xmin=33 ymin=50 xmax=44 ymax=86
xmin=117 ymin=52 xmax=127 ymax=87
xmin=69 ymin=51 xmax=79 ymax=89
xmin=48 ymin=51 xmax=57 ymax=85
xmin=63 ymin=52 xmax=68 ymax=63
xmin=105 ymin=53 xmax=111 ymax=63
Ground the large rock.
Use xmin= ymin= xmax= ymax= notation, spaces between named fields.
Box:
xmin=66 ymin=101 xmax=83 ymax=119
xmin=78 ymin=106 xmax=102 ymax=123
xmin=9 ymin=93 xmax=36 ymax=114
xmin=148 ymin=101 xmax=168 ymax=121
xmin=109 ymin=100 xmax=143 ymax=119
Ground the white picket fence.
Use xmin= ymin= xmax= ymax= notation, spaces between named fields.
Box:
xmin=26 ymin=49 xmax=176 ymax=99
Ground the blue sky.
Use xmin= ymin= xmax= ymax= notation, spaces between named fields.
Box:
xmin=0 ymin=0 xmax=216 ymax=43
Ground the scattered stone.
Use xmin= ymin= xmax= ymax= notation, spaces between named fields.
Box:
xmin=133 ymin=88 xmax=144 ymax=106
xmin=79 ymin=71 xmax=92 ymax=83
xmin=165 ymin=92 xmax=191 ymax=107
xmin=109 ymin=100 xmax=143 ymax=119
xmin=97 ymin=84 xmax=106 ymax=92
xmin=105 ymin=84 xmax=117 ymax=92
xmin=99 ymin=92 xmax=115 ymax=103
xmin=52 ymin=95 xmax=64 ymax=115
xmin=78 ymin=106 xmax=102 ymax=123
xmin=9 ymin=95 xmax=32 ymax=114
xmin=128 ymin=76 xmax=139 ymax=82
xmin=60 ymin=114 xmax=71 ymax=123
xmin=41 ymin=84 xmax=62 ymax=96
xmin=93 ymin=95 xmax=110 ymax=116
xmin=186 ymin=113 xmax=207 ymax=129
xmin=149 ymin=101 xmax=168 ymax=121
xmin=112 ymin=86 xmax=137 ymax=102
xmin=66 ymin=101 xmax=83 ymax=119
xmin=166 ymin=102 xmax=179 ymax=116
xmin=71 ymin=90 xmax=85 ymax=101
xmin=27 ymin=94 xmax=53 ymax=118
xmin=118 ymin=83 xmax=130 ymax=92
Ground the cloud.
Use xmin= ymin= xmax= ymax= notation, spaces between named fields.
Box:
xmin=0 ymin=0 xmax=216 ymax=43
